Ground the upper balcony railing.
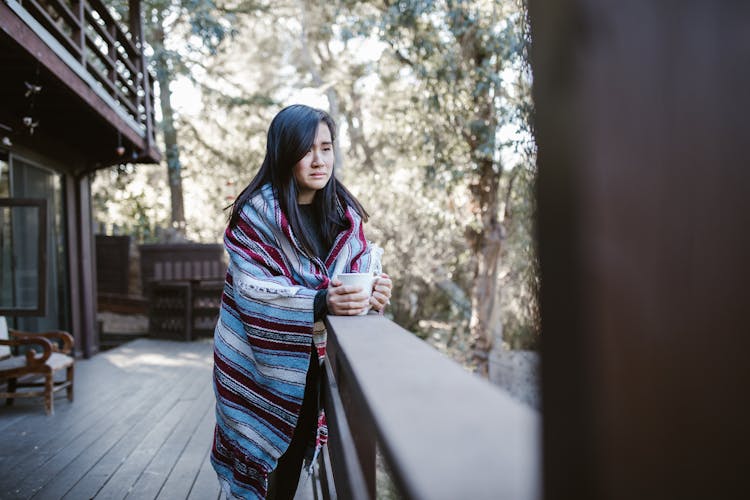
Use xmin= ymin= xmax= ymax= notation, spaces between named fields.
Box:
xmin=318 ymin=315 xmax=541 ymax=500
xmin=9 ymin=0 xmax=156 ymax=147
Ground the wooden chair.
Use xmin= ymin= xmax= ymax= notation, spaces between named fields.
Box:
xmin=0 ymin=317 xmax=75 ymax=415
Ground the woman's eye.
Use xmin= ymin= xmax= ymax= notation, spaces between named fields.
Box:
xmin=323 ymin=147 xmax=332 ymax=152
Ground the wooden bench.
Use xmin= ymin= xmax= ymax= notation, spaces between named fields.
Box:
xmin=0 ymin=317 xmax=75 ymax=415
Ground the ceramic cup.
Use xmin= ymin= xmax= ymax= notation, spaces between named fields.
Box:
xmin=335 ymin=272 xmax=376 ymax=316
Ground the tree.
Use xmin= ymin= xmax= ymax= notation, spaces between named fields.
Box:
xmin=343 ymin=0 xmax=528 ymax=375
xmin=112 ymin=0 xmax=258 ymax=232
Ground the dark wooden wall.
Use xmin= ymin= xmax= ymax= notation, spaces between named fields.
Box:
xmin=96 ymin=235 xmax=130 ymax=295
xmin=530 ymin=1 xmax=750 ymax=499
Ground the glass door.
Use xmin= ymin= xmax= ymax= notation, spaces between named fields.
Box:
xmin=6 ymin=156 xmax=69 ymax=332
xmin=0 ymin=198 xmax=46 ymax=315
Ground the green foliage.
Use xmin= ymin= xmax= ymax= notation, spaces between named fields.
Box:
xmin=499 ymin=160 xmax=540 ymax=350
xmin=92 ymin=165 xmax=171 ymax=243
xmin=93 ymin=0 xmax=540 ymax=361
xmin=333 ymin=1 xmax=539 ymax=361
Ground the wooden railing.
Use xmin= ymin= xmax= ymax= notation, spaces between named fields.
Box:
xmin=11 ymin=0 xmax=155 ymax=145
xmin=317 ymin=315 xmax=541 ymax=500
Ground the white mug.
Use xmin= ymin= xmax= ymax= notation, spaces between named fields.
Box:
xmin=335 ymin=272 xmax=375 ymax=316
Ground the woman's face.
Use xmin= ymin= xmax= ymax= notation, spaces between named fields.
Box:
xmin=293 ymin=121 xmax=334 ymax=204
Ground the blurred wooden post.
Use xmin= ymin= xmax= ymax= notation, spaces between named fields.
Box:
xmin=530 ymin=1 xmax=750 ymax=499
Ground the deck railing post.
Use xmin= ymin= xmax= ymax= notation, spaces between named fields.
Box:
xmin=128 ymin=0 xmax=153 ymax=146
xmin=108 ymin=24 xmax=117 ymax=94
xmin=75 ymin=0 xmax=85 ymax=64
xmin=328 ymin=330 xmax=377 ymax=497
xmin=530 ymin=1 xmax=750 ymax=498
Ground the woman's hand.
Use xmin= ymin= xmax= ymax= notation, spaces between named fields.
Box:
xmin=370 ymin=273 xmax=392 ymax=313
xmin=327 ymin=279 xmax=371 ymax=315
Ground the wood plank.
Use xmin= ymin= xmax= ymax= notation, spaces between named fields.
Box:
xmin=39 ymin=363 xmax=210 ymax=499
xmin=321 ymin=358 xmax=369 ymax=500
xmin=23 ymin=0 xmax=83 ymax=58
xmin=83 ymin=4 xmax=117 ymax=49
xmin=92 ymin=400 xmax=191 ymax=499
xmin=0 ymin=413 xmax=26 ymax=433
xmin=91 ymin=344 xmax=212 ymax=499
xmin=77 ymin=177 xmax=98 ymax=357
xmin=64 ymin=176 xmax=83 ymax=356
xmin=0 ymin=339 xmax=214 ymax=499
xmin=0 ymin=382 xmax=99 ymax=444
xmin=46 ymin=0 xmax=81 ymax=31
xmin=0 ymin=354 xmax=152 ymax=436
xmin=0 ymin=366 xmax=158 ymax=486
xmin=32 ymin=372 xmax=197 ymax=500
xmin=60 ymin=391 xmax=204 ymax=498
xmin=4 ymin=365 xmax=184 ymax=498
xmin=186 ymin=448 xmax=221 ymax=500
xmin=61 ymin=345 xmax=213 ymax=499
xmin=0 ymin=341 xmax=170 ymax=458
xmin=85 ymin=0 xmax=132 ymax=51
xmin=178 ymin=361 xmax=210 ymax=402
xmin=155 ymin=397 xmax=216 ymax=499
xmin=124 ymin=383 xmax=214 ymax=498
xmin=0 ymin=383 xmax=117 ymax=451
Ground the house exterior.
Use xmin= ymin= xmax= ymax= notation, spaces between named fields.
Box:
xmin=0 ymin=0 xmax=160 ymax=357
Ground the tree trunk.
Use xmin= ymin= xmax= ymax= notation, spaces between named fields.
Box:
xmin=444 ymin=3 xmax=505 ymax=377
xmin=468 ymin=159 xmax=503 ymax=377
xmin=298 ymin=1 xmax=343 ymax=168
xmin=154 ymin=26 xmax=185 ymax=232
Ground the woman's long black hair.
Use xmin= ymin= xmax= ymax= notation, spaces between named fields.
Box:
xmin=228 ymin=104 xmax=368 ymax=258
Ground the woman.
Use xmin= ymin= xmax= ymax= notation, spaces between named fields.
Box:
xmin=211 ymin=104 xmax=392 ymax=499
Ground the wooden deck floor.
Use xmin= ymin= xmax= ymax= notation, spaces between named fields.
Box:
xmin=0 ymin=338 xmax=219 ymax=499
xmin=0 ymin=337 xmax=318 ymax=499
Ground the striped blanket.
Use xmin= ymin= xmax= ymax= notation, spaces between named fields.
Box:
xmin=211 ymin=183 xmax=380 ymax=499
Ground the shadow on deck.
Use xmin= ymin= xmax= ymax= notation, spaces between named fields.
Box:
xmin=0 ymin=339 xmax=222 ymax=499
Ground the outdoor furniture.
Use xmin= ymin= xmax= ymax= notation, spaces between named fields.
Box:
xmin=148 ymin=279 xmax=224 ymax=341
xmin=140 ymin=244 xmax=226 ymax=341
xmin=0 ymin=317 xmax=75 ymax=415
xmin=139 ymin=243 xmax=225 ymax=297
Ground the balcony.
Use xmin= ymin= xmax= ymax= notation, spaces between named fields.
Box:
xmin=0 ymin=0 xmax=159 ymax=167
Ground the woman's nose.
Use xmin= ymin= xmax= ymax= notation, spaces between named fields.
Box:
xmin=312 ymin=151 xmax=324 ymax=166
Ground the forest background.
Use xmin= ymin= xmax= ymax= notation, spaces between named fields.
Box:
xmin=95 ymin=0 xmax=539 ymax=374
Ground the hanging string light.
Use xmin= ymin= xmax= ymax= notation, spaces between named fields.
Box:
xmin=116 ymin=131 xmax=125 ymax=156
xmin=0 ymin=123 xmax=12 ymax=147
xmin=22 ymin=65 xmax=42 ymax=136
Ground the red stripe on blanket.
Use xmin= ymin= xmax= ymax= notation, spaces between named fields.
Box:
xmin=214 ymin=378 xmax=297 ymax=436
xmin=326 ymin=208 xmax=355 ymax=268
xmin=213 ymin=426 xmax=267 ymax=495
xmin=235 ymin=217 xmax=293 ymax=279
xmin=221 ymin=290 xmax=313 ymax=341
xmin=215 ymin=353 xmax=304 ymax=414
xmin=245 ymin=315 xmax=312 ymax=335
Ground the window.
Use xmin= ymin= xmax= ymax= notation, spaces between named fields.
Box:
xmin=0 ymin=197 xmax=47 ymax=316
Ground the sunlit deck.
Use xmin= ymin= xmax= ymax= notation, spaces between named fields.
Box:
xmin=0 ymin=339 xmax=220 ymax=499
